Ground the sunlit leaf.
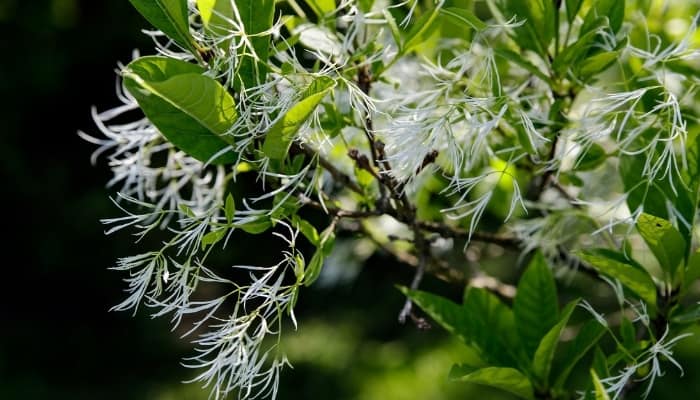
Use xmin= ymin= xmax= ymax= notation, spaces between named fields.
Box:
xmin=123 ymin=56 xmax=238 ymax=164
xmin=263 ymin=76 xmax=336 ymax=160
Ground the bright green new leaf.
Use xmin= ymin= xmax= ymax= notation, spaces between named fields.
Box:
xmin=202 ymin=228 xmax=227 ymax=249
xmin=553 ymin=21 xmax=605 ymax=74
xmin=514 ymin=252 xmax=559 ymax=358
xmin=440 ymin=7 xmax=487 ymax=31
xmin=237 ymin=216 xmax=273 ymax=234
xmin=304 ymin=226 xmax=335 ymax=286
xmin=636 ymin=213 xmax=686 ymax=279
xmin=553 ymin=320 xmax=607 ymax=389
xmin=263 ymin=76 xmax=336 ymax=160
xmin=128 ymin=0 xmax=197 ymax=55
xmin=532 ymin=299 xmax=578 ymax=387
xmin=307 ymin=0 xmax=336 ymax=18
xmin=449 ymin=365 xmax=535 ymax=400
xmin=293 ymin=216 xmax=320 ymax=246
xmin=579 ymin=249 xmax=657 ymax=307
xmin=225 ymin=193 xmax=236 ymax=224
xmin=122 ymin=56 xmax=238 ymax=164
xmin=403 ymin=5 xmax=443 ymax=54
xmin=591 ymin=369 xmax=611 ymax=400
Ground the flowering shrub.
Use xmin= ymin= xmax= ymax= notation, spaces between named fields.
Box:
xmin=82 ymin=0 xmax=700 ymax=398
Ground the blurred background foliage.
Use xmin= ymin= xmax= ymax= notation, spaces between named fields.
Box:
xmin=2 ymin=0 xmax=700 ymax=399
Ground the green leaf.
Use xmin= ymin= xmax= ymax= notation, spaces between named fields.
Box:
xmin=224 ymin=193 xmax=235 ymax=224
xmin=636 ymin=213 xmax=686 ymax=279
xmin=683 ymin=250 xmax=700 ymax=293
xmin=581 ymin=0 xmax=625 ymax=35
xmin=620 ymin=152 xmax=695 ymax=239
xmin=592 ymin=346 xmax=609 ymax=377
xmin=262 ymin=76 xmax=336 ymax=160
xmin=578 ymin=51 xmax=619 ymax=80
xmin=553 ymin=320 xmax=607 ymax=389
xmin=383 ymin=9 xmax=402 ymax=50
xmin=403 ymin=5 xmax=443 ymax=53
xmin=128 ymin=0 xmax=197 ymax=55
xmin=201 ymin=228 xmax=227 ymax=249
xmin=619 ymin=317 xmax=636 ymax=348
xmin=304 ymin=226 xmax=335 ymax=286
xmin=579 ymin=249 xmax=657 ymax=307
xmin=237 ymin=216 xmax=272 ymax=234
xmin=307 ymin=0 xmax=336 ymax=18
xmin=498 ymin=0 xmax=551 ymax=54
xmin=123 ymin=56 xmax=238 ymax=164
xmin=293 ymin=216 xmax=320 ymax=246
xmin=495 ymin=48 xmax=552 ymax=84
xmin=565 ymin=0 xmax=584 ymax=23
xmin=591 ymin=369 xmax=611 ymax=400
xmin=671 ymin=303 xmax=700 ymax=324
xmin=440 ymin=7 xmax=487 ymax=31
xmin=514 ymin=252 xmax=559 ymax=358
xmin=233 ymin=0 xmax=275 ymax=90
xmin=532 ymin=300 xmax=579 ymax=387
xmin=449 ymin=365 xmax=535 ymax=400
xmin=553 ymin=22 xmax=604 ymax=75
xmin=402 ymin=287 xmax=523 ymax=366
xmin=573 ymin=143 xmax=607 ymax=171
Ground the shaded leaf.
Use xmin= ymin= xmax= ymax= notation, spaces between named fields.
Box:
xmin=573 ymin=143 xmax=607 ymax=171
xmin=636 ymin=213 xmax=686 ymax=279
xmin=225 ymin=193 xmax=236 ymax=224
xmin=532 ymin=299 xmax=579 ymax=387
xmin=449 ymin=365 xmax=535 ymax=400
xmin=579 ymin=249 xmax=657 ymax=307
xmin=514 ymin=252 xmax=559 ymax=358
xmin=554 ymin=320 xmax=607 ymax=389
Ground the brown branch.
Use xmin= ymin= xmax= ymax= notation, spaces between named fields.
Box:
xmin=295 ymin=143 xmax=364 ymax=195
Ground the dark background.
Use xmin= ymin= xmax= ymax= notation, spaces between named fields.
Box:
xmin=2 ymin=1 xmax=700 ymax=399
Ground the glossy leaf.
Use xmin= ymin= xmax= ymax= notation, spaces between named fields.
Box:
xmin=263 ymin=76 xmax=336 ymax=160
xmin=636 ymin=213 xmax=686 ymax=278
xmin=449 ymin=365 xmax=535 ymax=400
xmin=403 ymin=5 xmax=442 ymax=53
xmin=532 ymin=300 xmax=578 ymax=387
xmin=579 ymin=249 xmax=657 ymax=307
xmin=123 ymin=56 xmax=238 ymax=164
xmin=553 ymin=320 xmax=607 ymax=389
xmin=128 ymin=0 xmax=197 ymax=54
xmin=514 ymin=252 xmax=559 ymax=358
xmin=234 ymin=0 xmax=275 ymax=90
